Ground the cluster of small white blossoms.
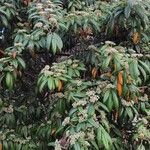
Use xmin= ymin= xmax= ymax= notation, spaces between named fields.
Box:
xmin=131 ymin=54 xmax=143 ymax=58
xmin=86 ymin=90 xmax=99 ymax=103
xmin=75 ymin=79 xmax=83 ymax=86
xmin=104 ymin=84 xmax=116 ymax=90
xmin=41 ymin=63 xmax=67 ymax=77
xmin=69 ymin=131 xmax=86 ymax=145
xmin=78 ymin=109 xmax=88 ymax=123
xmin=105 ymin=47 xmax=118 ymax=54
xmin=105 ymin=41 xmax=116 ymax=46
xmin=51 ymin=92 xmax=64 ymax=99
xmin=62 ymin=117 xmax=70 ymax=126
xmin=67 ymin=11 xmax=89 ymax=19
xmin=0 ymin=131 xmax=6 ymax=140
xmin=96 ymin=81 xmax=109 ymax=94
xmin=86 ymin=129 xmax=95 ymax=140
xmin=13 ymin=137 xmax=31 ymax=144
xmin=121 ymin=99 xmax=134 ymax=107
xmin=2 ymin=105 xmax=14 ymax=113
xmin=34 ymin=1 xmax=59 ymax=28
xmin=138 ymin=94 xmax=148 ymax=102
xmin=100 ymin=110 xmax=107 ymax=120
xmin=14 ymin=42 xmax=23 ymax=47
xmin=55 ymin=139 xmax=62 ymax=150
xmin=72 ymin=99 xmax=87 ymax=108
xmin=64 ymin=59 xmax=80 ymax=68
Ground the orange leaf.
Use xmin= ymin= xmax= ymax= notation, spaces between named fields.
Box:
xmin=117 ymin=83 xmax=122 ymax=96
xmin=58 ymin=80 xmax=62 ymax=91
xmin=117 ymin=71 xmax=123 ymax=96
xmin=23 ymin=0 xmax=31 ymax=6
xmin=106 ymin=72 xmax=112 ymax=77
xmin=92 ymin=67 xmax=97 ymax=78
xmin=0 ymin=50 xmax=4 ymax=58
xmin=134 ymin=96 xmax=138 ymax=103
xmin=118 ymin=71 xmax=123 ymax=85
xmin=114 ymin=64 xmax=117 ymax=70
xmin=132 ymin=32 xmax=140 ymax=44
xmin=115 ymin=111 xmax=119 ymax=122
xmin=0 ymin=143 xmax=2 ymax=150
xmin=12 ymin=51 xmax=17 ymax=59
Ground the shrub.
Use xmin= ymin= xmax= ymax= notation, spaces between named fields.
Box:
xmin=0 ymin=0 xmax=149 ymax=150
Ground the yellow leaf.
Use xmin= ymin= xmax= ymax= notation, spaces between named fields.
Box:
xmin=51 ymin=129 xmax=56 ymax=135
xmin=58 ymin=80 xmax=62 ymax=91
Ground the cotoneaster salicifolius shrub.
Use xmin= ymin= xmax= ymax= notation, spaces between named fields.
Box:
xmin=0 ymin=0 xmax=150 ymax=150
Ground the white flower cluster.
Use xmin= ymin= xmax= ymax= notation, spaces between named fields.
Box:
xmin=105 ymin=84 xmax=116 ymax=90
xmin=86 ymin=129 xmax=95 ymax=140
xmin=34 ymin=22 xmax=43 ymax=28
xmin=55 ymin=139 xmax=62 ymax=150
xmin=86 ymin=90 xmax=99 ymax=103
xmin=2 ymin=105 xmax=14 ymax=113
xmin=139 ymin=94 xmax=148 ymax=102
xmin=62 ymin=117 xmax=70 ymax=126
xmin=105 ymin=41 xmax=116 ymax=46
xmin=106 ymin=47 xmax=118 ymax=53
xmin=78 ymin=109 xmax=88 ymax=123
xmin=69 ymin=131 xmax=85 ymax=145
xmin=72 ymin=100 xmax=87 ymax=108
xmin=96 ymin=81 xmax=109 ymax=94
xmin=34 ymin=1 xmax=59 ymax=29
xmin=121 ymin=99 xmax=134 ymax=107
xmin=41 ymin=63 xmax=67 ymax=77
xmin=14 ymin=42 xmax=23 ymax=47
xmin=75 ymin=80 xmax=83 ymax=86
xmin=86 ymin=90 xmax=95 ymax=97
xmin=131 ymin=54 xmax=143 ymax=58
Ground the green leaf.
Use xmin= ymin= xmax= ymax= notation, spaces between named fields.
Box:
xmin=124 ymin=5 xmax=131 ymax=18
xmin=91 ymin=140 xmax=99 ymax=150
xmin=52 ymin=36 xmax=57 ymax=54
xmin=46 ymin=33 xmax=52 ymax=50
xmin=126 ymin=107 xmax=133 ymax=120
xmin=74 ymin=142 xmax=81 ymax=150
xmin=17 ymin=57 xmax=26 ymax=69
xmin=5 ymin=72 xmax=13 ymax=89
xmin=39 ymin=79 xmax=47 ymax=92
xmin=112 ymin=91 xmax=119 ymax=109
xmin=88 ymin=118 xmax=99 ymax=128
xmin=102 ymin=56 xmax=111 ymax=68
xmin=48 ymin=77 xmax=54 ymax=90
xmin=54 ymin=33 xmax=63 ymax=51
xmin=138 ymin=65 xmax=147 ymax=81
xmin=103 ymin=90 xmax=110 ymax=103
xmin=139 ymin=60 xmax=150 ymax=73
xmin=88 ymin=105 xmax=95 ymax=117
xmin=96 ymin=126 xmax=102 ymax=147
xmin=106 ymin=92 xmax=113 ymax=111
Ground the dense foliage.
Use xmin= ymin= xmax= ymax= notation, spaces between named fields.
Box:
xmin=0 ymin=0 xmax=150 ymax=150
